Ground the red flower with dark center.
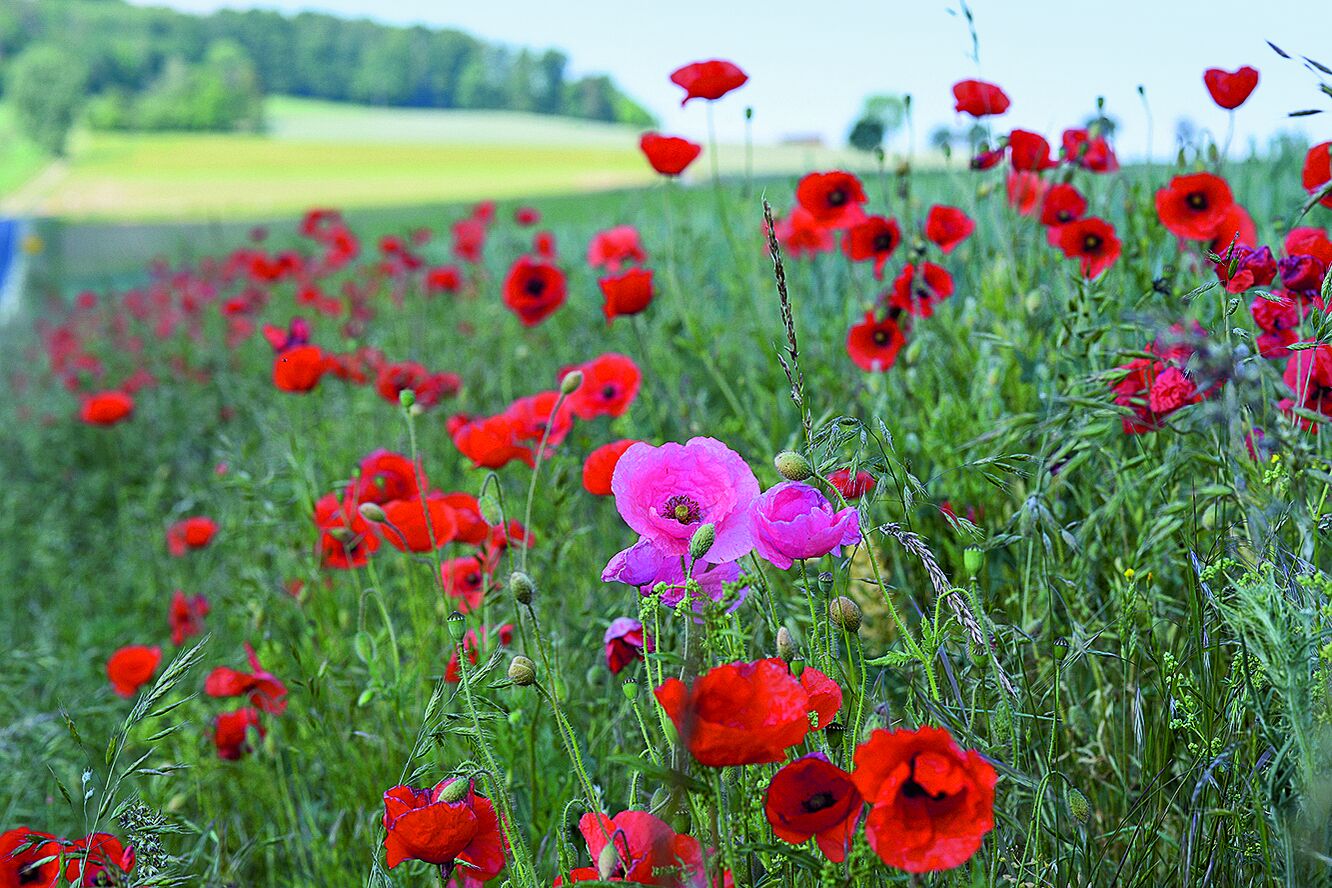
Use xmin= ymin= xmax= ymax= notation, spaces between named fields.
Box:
xmin=952 ymin=80 xmax=1010 ymax=117
xmin=796 ymin=171 xmax=868 ymax=228
xmin=852 ymin=726 xmax=996 ymax=873
xmin=587 ymin=226 xmax=647 ymax=272
xmin=846 ymin=311 xmax=906 ymax=372
xmin=670 ymin=59 xmax=748 ymax=105
xmin=445 ymin=624 xmax=514 ymax=682
xmin=383 ymin=780 xmax=505 ymax=880
xmin=1203 ymin=65 xmax=1259 ymax=109
xmin=79 ymin=390 xmax=134 ymax=426
xmin=506 ymin=390 xmax=575 ymax=450
xmin=843 ymin=216 xmax=902 ymax=279
xmin=765 ymin=753 xmax=863 ymax=863
xmin=1006 ymin=171 xmax=1047 ymax=216
xmin=168 ymin=590 xmax=209 ymax=646
xmin=314 ymin=492 xmax=381 ymax=569
xmin=557 ymin=809 xmax=713 ymax=886
xmin=1008 ymin=129 xmax=1055 ymax=171
xmin=64 ymin=834 xmax=135 ymax=887
xmin=167 ymin=516 xmax=218 ymax=557
xmin=654 ymin=658 xmax=838 ymax=766
xmin=1039 ymin=183 xmax=1087 ymax=227
xmin=640 ymin=133 xmax=702 ymax=176
xmin=451 ymin=414 xmax=531 ymax=470
xmin=1304 ymin=142 xmax=1332 ymax=209
xmin=106 ymin=645 xmax=160 ymax=698
xmin=502 ymin=257 xmax=566 ymax=326
xmin=924 ymin=205 xmax=975 ymax=254
xmin=566 ymin=354 xmax=642 ymax=420
xmin=771 ymin=207 xmax=835 ymax=257
xmin=604 ymin=617 xmax=649 ymax=675
xmin=441 ymin=556 xmax=493 ymax=612
xmin=355 ymin=450 xmax=422 ymax=505
xmin=204 ymin=643 xmax=288 ymax=715
xmin=213 ymin=707 xmax=264 ymax=760
xmin=1155 ymin=172 xmax=1235 ymax=240
xmin=583 ymin=439 xmax=640 ymax=496
xmin=828 ymin=468 xmax=876 ymax=500
xmin=381 ymin=495 xmax=459 ymax=552
xmin=375 ymin=361 xmax=461 ymax=410
xmin=600 ymin=268 xmax=655 ymax=323
xmin=888 ymin=262 xmax=955 ymax=317
xmin=0 ymin=827 xmax=62 ymax=887
xmin=273 ymin=344 xmax=327 ymax=393
xmin=1052 ymin=217 xmax=1121 ymax=278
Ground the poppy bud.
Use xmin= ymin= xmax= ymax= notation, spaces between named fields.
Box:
xmin=438 ymin=778 xmax=470 ymax=803
xmin=774 ymin=450 xmax=812 ymax=481
xmin=1052 ymin=636 xmax=1071 ymax=661
xmin=559 ymin=369 xmax=584 ymax=396
xmin=398 ymin=389 xmax=415 ymax=408
xmin=509 ymin=571 xmax=535 ymax=604
xmin=688 ymin=523 xmax=715 ymax=561
xmin=963 ymin=546 xmax=984 ymax=575
xmin=446 ymin=610 xmax=466 ymax=643
xmin=1066 ymin=784 xmax=1090 ymax=823
xmin=824 ymin=719 xmax=845 ymax=749
xmin=597 ymin=841 xmax=621 ymax=880
xmin=828 ymin=596 xmax=862 ymax=633
xmin=776 ymin=626 xmax=797 ymax=662
xmin=818 ymin=571 xmax=834 ymax=594
xmin=508 ymin=655 xmax=536 ymax=686
xmin=358 ymin=502 xmax=386 ymax=523
xmin=622 ymin=679 xmax=639 ymax=701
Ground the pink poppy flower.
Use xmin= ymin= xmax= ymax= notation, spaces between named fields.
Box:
xmin=749 ymin=482 xmax=862 ymax=569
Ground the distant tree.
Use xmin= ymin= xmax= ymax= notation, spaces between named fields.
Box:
xmin=7 ymin=43 xmax=87 ymax=155
xmin=847 ymin=93 xmax=906 ymax=152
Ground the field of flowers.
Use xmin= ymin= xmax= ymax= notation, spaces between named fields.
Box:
xmin=3 ymin=57 xmax=1332 ymax=887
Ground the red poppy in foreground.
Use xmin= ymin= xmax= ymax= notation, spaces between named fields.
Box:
xmin=952 ymin=79 xmax=1009 ymax=117
xmin=604 ymin=617 xmax=649 ymax=675
xmin=846 ymin=311 xmax=906 ymax=372
xmin=557 ymin=809 xmax=712 ymax=886
xmin=654 ymin=658 xmax=839 ymax=766
xmin=1155 ymin=172 xmax=1235 ymax=240
xmin=1039 ymin=183 xmax=1087 ymax=227
xmin=600 ymin=268 xmax=655 ymax=323
xmin=852 ymin=726 xmax=996 ymax=873
xmin=204 ymin=643 xmax=288 ymax=715
xmin=888 ymin=262 xmax=955 ymax=317
xmin=565 ymin=353 xmax=642 ymax=420
xmin=640 ymin=133 xmax=702 ymax=176
xmin=1112 ymin=352 xmax=1204 ymax=434
xmin=451 ymin=415 xmax=531 ymax=470
xmin=1008 ymin=129 xmax=1055 ymax=171
xmin=79 ymin=390 xmax=134 ymax=426
xmin=65 ymin=833 xmax=135 ymax=887
xmin=440 ymin=555 xmax=493 ymax=612
xmin=168 ymin=590 xmax=209 ymax=646
xmin=1304 ymin=142 xmax=1332 ymax=209
xmin=381 ymin=496 xmax=459 ymax=552
xmin=924 ymin=205 xmax=975 ymax=254
xmin=1052 ymin=217 xmax=1121 ymax=279
xmin=167 ymin=516 xmax=218 ymax=557
xmin=796 ymin=171 xmax=868 ymax=228
xmin=843 ymin=216 xmax=901 ymax=279
xmin=214 ymin=707 xmax=264 ymax=760
xmin=502 ymin=257 xmax=567 ymax=326
xmin=670 ymin=59 xmax=748 ymax=105
xmin=273 ymin=344 xmax=327 ymax=393
xmin=765 ymin=753 xmax=863 ymax=863
xmin=1214 ymin=244 xmax=1276 ymax=293
xmin=314 ymin=493 xmax=380 ymax=568
xmin=106 ymin=645 xmax=161 ymax=697
xmin=383 ymin=779 xmax=505 ymax=880
xmin=583 ymin=439 xmax=640 ymax=496
xmin=0 ymin=826 xmax=62 ymax=887
xmin=1203 ymin=65 xmax=1259 ymax=109
xmin=828 ymin=468 xmax=876 ymax=500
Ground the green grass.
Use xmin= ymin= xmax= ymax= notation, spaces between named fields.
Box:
xmin=0 ymin=103 xmax=47 ymax=198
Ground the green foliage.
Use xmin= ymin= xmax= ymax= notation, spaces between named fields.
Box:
xmin=87 ymin=40 xmax=264 ymax=132
xmin=5 ymin=42 xmax=87 ymax=155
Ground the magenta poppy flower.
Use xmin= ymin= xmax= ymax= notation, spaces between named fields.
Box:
xmin=749 ymin=482 xmax=862 ymax=569
xmin=608 ymin=437 xmax=759 ymax=562
xmin=602 ymin=537 xmax=747 ymax=610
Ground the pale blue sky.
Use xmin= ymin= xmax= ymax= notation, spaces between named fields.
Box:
xmin=128 ymin=0 xmax=1326 ymax=156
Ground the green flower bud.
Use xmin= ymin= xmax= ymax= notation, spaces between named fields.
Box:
xmin=598 ymin=843 xmax=622 ymax=881
xmin=1065 ymin=785 xmax=1090 ymax=823
xmin=446 ymin=610 xmax=466 ymax=643
xmin=507 ymin=655 xmax=536 ymax=686
xmin=438 ymin=779 xmax=469 ymax=803
xmin=817 ymin=571 xmax=834 ymax=594
xmin=828 ymin=596 xmax=862 ymax=634
xmin=776 ymin=626 xmax=797 ymax=662
xmin=963 ymin=546 xmax=984 ymax=576
xmin=688 ymin=523 xmax=715 ymax=561
xmin=509 ymin=571 xmax=535 ymax=605
xmin=398 ymin=389 xmax=415 ymax=409
xmin=774 ymin=450 xmax=812 ymax=481
xmin=358 ymin=502 xmax=387 ymax=523
xmin=622 ymin=679 xmax=639 ymax=701
xmin=559 ymin=369 xmax=584 ymax=396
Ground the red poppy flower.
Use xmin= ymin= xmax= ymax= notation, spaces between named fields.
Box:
xmin=445 ymin=624 xmax=514 ymax=682
xmin=167 ymin=516 xmax=218 ymax=557
xmin=800 ymin=668 xmax=842 ymax=728
xmin=502 ymin=257 xmax=566 ymax=326
xmin=168 ymin=590 xmax=209 ymax=646
xmin=262 ymin=317 xmax=311 ymax=353
xmin=426 ymin=265 xmax=463 ymax=294
xmin=314 ymin=492 xmax=381 ymax=569
xmin=452 ymin=217 xmax=487 ymax=263
xmin=765 ymin=753 xmax=863 ymax=863
xmin=852 ymin=726 xmax=995 ymax=872
xmin=640 ymin=133 xmax=702 ymax=176
xmin=1207 ymin=203 xmax=1257 ymax=253
xmin=1060 ymin=128 xmax=1118 ymax=172
xmin=383 ymin=780 xmax=505 ymax=880
xmin=1155 ymin=172 xmax=1235 ymax=240
xmin=846 ymin=311 xmax=906 ymax=372
xmin=888 ymin=262 xmax=955 ymax=317
xmin=1251 ymin=292 xmax=1301 ymax=359
xmin=1039 ymin=183 xmax=1087 ymax=227
xmin=0 ymin=826 xmax=62 ymax=887
xmin=558 ymin=810 xmax=710 ymax=886
xmin=1304 ymin=142 xmax=1332 ymax=209
xmin=1285 ymin=227 xmax=1332 ymax=265
xmin=375 ymin=361 xmax=461 ymax=410
xmin=514 ymin=206 xmax=540 ymax=226
xmin=436 ymin=493 xmax=488 ymax=545
xmin=355 ymin=450 xmax=422 ymax=505
xmin=381 ymin=495 xmax=459 ymax=552
xmin=441 ymin=555 xmax=493 ymax=613
xmin=1112 ymin=356 xmax=1201 ymax=434
xmin=79 ymin=390 xmax=134 ymax=426
xmin=1005 ymin=171 xmax=1047 ymax=216
xmin=1281 ymin=343 xmax=1332 ymax=428
xmin=1008 ymin=129 xmax=1055 ymax=171
xmin=604 ymin=617 xmax=649 ymax=675
xmin=771 ymin=206 xmax=835 ymax=257
xmin=924 ymin=205 xmax=975 ymax=254
xmin=600 ymin=268 xmax=655 ymax=323
xmin=506 ymin=390 xmax=575 ymax=450
xmin=106 ymin=645 xmax=160 ymax=698
xmin=583 ymin=439 xmax=640 ymax=496
xmin=654 ymin=658 xmax=837 ymax=766
xmin=273 ymin=344 xmax=327 ymax=393
xmin=828 ymin=468 xmax=876 ymax=500
xmin=1204 ymin=65 xmax=1259 ymax=109
xmin=670 ymin=59 xmax=748 ymax=105
xmin=970 ymin=147 xmax=1005 ymax=170
xmin=565 ymin=354 xmax=642 ymax=420
xmin=1214 ymin=244 xmax=1276 ymax=293
xmin=952 ymin=80 xmax=1009 ymax=117
xmin=204 ymin=643 xmax=288 ymax=715
xmin=795 ymin=171 xmax=868 ymax=228
xmin=451 ymin=414 xmax=532 ymax=470
xmin=213 ymin=707 xmax=264 ymax=760
xmin=1281 ymin=254 xmax=1328 ymax=294
xmin=64 ymin=833 xmax=135 ymax=887
xmin=1052 ymin=217 xmax=1121 ymax=278
xmin=843 ymin=216 xmax=902 ymax=279
xmin=485 ymin=519 xmax=534 ymax=557
xmin=587 ymin=226 xmax=647 ymax=272
xmin=533 ymin=230 xmax=557 ymax=260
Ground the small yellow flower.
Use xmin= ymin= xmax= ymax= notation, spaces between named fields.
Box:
xmin=1124 ymin=567 xmax=1136 ymax=580
xmin=21 ymin=234 xmax=43 ymax=255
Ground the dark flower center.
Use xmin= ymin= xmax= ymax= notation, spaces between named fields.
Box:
xmin=802 ymin=791 xmax=836 ymax=813
xmin=826 ymin=188 xmax=847 ymax=207
xmin=1186 ymin=191 xmax=1207 ymax=210
xmin=661 ymin=494 xmax=702 ymax=525
xmin=900 ymin=754 xmax=951 ymax=802
xmin=601 ymin=383 xmax=618 ymax=400
xmin=466 ymin=572 xmax=480 ymax=588
xmin=873 ymin=233 xmax=895 ymax=251
xmin=19 ymin=862 xmax=48 ymax=886
xmin=524 ymin=276 xmax=547 ymax=297
xmin=1082 ymin=234 xmax=1103 ymax=252
xmin=872 ymin=329 xmax=890 ymax=346
xmin=1057 ymin=210 xmax=1072 ymax=222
